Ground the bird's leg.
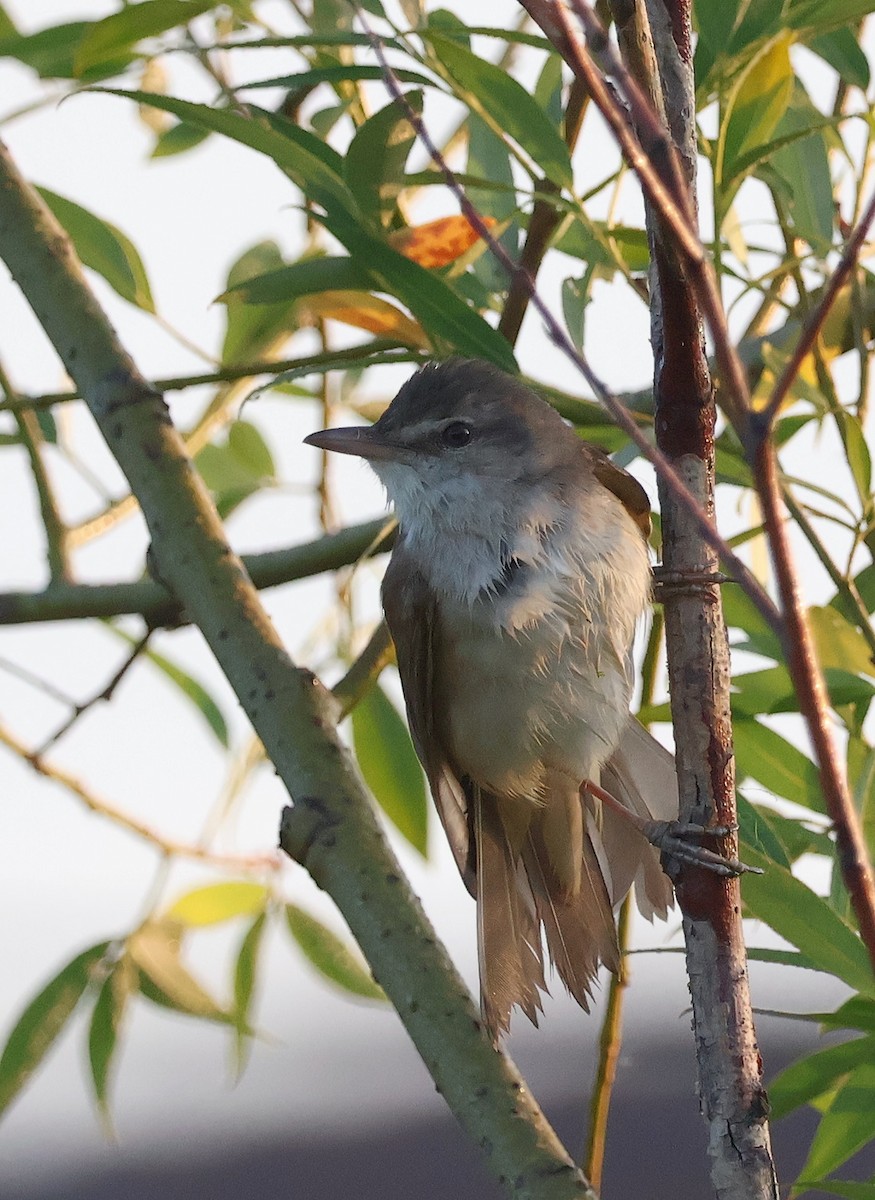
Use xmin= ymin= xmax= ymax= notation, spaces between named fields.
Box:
xmin=580 ymin=780 xmax=762 ymax=877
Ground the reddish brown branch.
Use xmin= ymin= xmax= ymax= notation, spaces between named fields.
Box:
xmin=498 ymin=76 xmax=590 ymax=345
xmin=755 ymin=443 xmax=875 ymax=966
xmin=519 ymin=0 xmax=754 ymax=442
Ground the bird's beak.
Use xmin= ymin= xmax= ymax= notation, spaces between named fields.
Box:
xmin=304 ymin=425 xmax=410 ymax=462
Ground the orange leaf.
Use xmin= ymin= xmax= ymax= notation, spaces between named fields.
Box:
xmin=297 ymin=290 xmax=431 ymax=349
xmin=389 ymin=215 xmax=497 ymax=269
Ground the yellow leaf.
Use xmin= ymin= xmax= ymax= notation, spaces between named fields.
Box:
xmin=166 ymin=881 xmax=269 ymax=927
xmin=388 ymin=214 xmax=497 ymax=269
xmin=298 ymin=289 xmax=431 ymax=348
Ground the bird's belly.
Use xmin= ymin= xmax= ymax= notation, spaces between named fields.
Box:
xmin=438 ymin=602 xmax=632 ymax=799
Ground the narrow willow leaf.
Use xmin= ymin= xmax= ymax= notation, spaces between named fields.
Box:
xmin=809 ymin=606 xmax=875 ymax=679
xmin=0 ymin=941 xmax=110 ymax=1114
xmin=243 ymin=65 xmax=433 ymax=94
xmin=74 ymin=0 xmax=214 ymax=75
xmin=345 ymin=92 xmax=423 ymax=231
xmin=233 ymin=911 xmax=267 ymax=1075
xmin=130 ymin=923 xmax=230 ymax=1021
xmin=798 ymin=1061 xmax=875 ymax=1183
xmin=318 ymin=207 xmax=517 ymax=370
xmin=742 ymin=853 xmax=874 ymax=993
xmin=0 ymin=21 xmax=92 ymax=78
xmin=88 ymin=955 xmax=135 ymax=1126
xmin=151 ymin=120 xmax=210 ymax=158
xmin=96 ymin=90 xmax=356 ymax=218
xmin=224 ymin=255 xmax=376 ymax=305
xmin=221 ymin=240 xmax=299 ymax=365
xmin=37 ymin=187 xmax=155 ymax=312
xmin=299 ymin=291 xmax=429 ymax=349
xmin=108 ymin=626 xmax=230 ymax=748
xmin=429 ymin=33 xmax=572 ymax=189
xmin=167 ymin=882 xmax=269 ymax=927
xmin=351 ymin=683 xmax=428 ymax=855
xmin=718 ymin=32 xmax=794 ymax=193
xmin=815 ymin=1184 xmax=875 ymax=1200
xmin=285 ymin=905 xmax=385 ymax=1001
xmin=768 ymin=1035 xmax=875 ymax=1120
xmin=736 ymin=794 xmax=792 ymax=867
xmin=809 ymin=27 xmax=870 ymax=89
xmin=733 ymin=718 xmax=824 ymax=811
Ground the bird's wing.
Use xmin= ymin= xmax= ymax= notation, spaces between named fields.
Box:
xmin=382 ymin=542 xmax=474 ymax=891
xmin=580 ymin=441 xmax=653 ymax=540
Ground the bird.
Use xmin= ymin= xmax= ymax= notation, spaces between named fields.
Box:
xmin=305 ymin=357 xmax=736 ymax=1039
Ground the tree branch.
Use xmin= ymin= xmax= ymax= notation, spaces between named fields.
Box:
xmin=612 ymin=1 xmax=778 ymax=1194
xmin=0 ymin=519 xmax=394 ymax=626
xmin=0 ymin=136 xmax=596 ymax=1200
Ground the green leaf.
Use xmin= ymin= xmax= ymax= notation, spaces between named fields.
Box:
xmin=74 ymin=1 xmax=215 ymax=75
xmin=428 ymin=33 xmax=572 ymax=189
xmin=285 ymin=905 xmax=385 ymax=1001
xmin=798 ymin=1060 xmax=875 ymax=1183
xmin=37 ymin=187 xmax=155 ymax=312
xmin=718 ymin=32 xmax=795 ymax=195
xmin=233 ymin=911 xmax=267 ymax=1074
xmin=809 ymin=27 xmax=870 ymax=90
xmin=108 ymin=628 xmax=230 ymax=748
xmin=742 ymin=853 xmax=874 ymax=993
xmin=736 ymin=793 xmax=792 ymax=867
xmin=318 ymin=207 xmax=517 ymax=370
xmin=351 ymin=683 xmax=428 ymax=855
xmin=810 ymin=606 xmax=875 ymax=679
xmin=142 ymin=646 xmax=229 ymax=745
xmin=97 ymin=91 xmax=357 ymax=219
xmin=819 ymin=995 xmax=875 ymax=1033
xmin=0 ymin=941 xmax=110 ymax=1115
xmin=167 ymin=882 xmax=269 ymax=927
xmin=196 ymin=420 xmax=276 ymax=519
xmin=835 ymin=411 xmax=873 ymax=510
xmin=0 ymin=5 xmax=17 ymax=38
xmin=466 ymin=112 xmax=519 ymax=294
xmin=345 ymin=93 xmax=423 ymax=232
xmin=733 ymin=718 xmax=824 ymax=811
xmin=242 ymin=65 xmax=434 ymax=93
xmin=768 ymin=1035 xmax=875 ymax=1119
xmin=88 ymin=955 xmax=135 ymax=1126
xmin=224 ymin=255 xmax=376 ymax=305
xmin=787 ymin=0 xmax=875 ymax=33
xmin=816 ymin=1184 xmax=875 ymax=1200
xmin=130 ymin=922 xmax=230 ymax=1021
xmin=151 ymin=120 xmax=211 ymax=159
xmin=768 ymin=91 xmax=835 ymax=253
xmin=0 ymin=22 xmax=92 ymax=78
xmin=222 ymin=241 xmax=300 ymax=365
xmin=722 ymin=583 xmax=782 ymax=660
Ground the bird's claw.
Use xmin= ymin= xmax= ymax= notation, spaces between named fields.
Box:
xmin=641 ymin=820 xmax=763 ymax=878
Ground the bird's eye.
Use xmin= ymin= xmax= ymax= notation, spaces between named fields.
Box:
xmin=442 ymin=421 xmax=472 ymax=448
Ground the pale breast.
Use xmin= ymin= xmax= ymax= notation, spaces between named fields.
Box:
xmin=436 ymin=516 xmax=650 ymax=800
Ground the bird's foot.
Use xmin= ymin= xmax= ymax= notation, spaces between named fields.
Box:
xmin=640 ymin=820 xmax=762 ymax=877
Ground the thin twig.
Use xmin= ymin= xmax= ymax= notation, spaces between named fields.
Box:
xmin=583 ymin=894 xmax=630 ymax=1189
xmin=0 ymin=719 xmax=280 ymax=871
xmin=0 ymin=342 xmax=423 ymax=413
xmin=332 ymin=621 xmax=395 ymax=719
xmin=754 ymin=443 xmax=875 ymax=967
xmin=34 ymin=630 xmax=153 ymax=756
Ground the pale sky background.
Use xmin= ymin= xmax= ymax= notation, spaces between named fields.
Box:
xmin=0 ymin=1 xmax=863 ymax=1193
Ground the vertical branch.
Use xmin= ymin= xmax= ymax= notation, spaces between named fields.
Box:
xmin=617 ymin=1 xmax=778 ymax=1195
